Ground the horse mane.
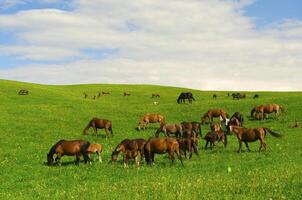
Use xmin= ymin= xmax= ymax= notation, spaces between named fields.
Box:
xmin=49 ymin=140 xmax=66 ymax=155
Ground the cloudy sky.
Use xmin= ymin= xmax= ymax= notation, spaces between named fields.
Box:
xmin=0 ymin=0 xmax=301 ymax=91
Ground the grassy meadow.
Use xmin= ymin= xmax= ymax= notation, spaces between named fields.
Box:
xmin=0 ymin=79 xmax=301 ymax=199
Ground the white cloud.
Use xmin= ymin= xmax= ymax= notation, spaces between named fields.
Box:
xmin=0 ymin=0 xmax=301 ymax=91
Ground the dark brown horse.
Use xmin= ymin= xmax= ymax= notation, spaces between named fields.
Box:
xmin=46 ymin=140 xmax=91 ymax=166
xmin=201 ymin=109 xmax=229 ymax=124
xmin=229 ymin=125 xmax=282 ymax=153
xmin=111 ymin=139 xmax=145 ymax=167
xmin=181 ymin=121 xmax=202 ymax=138
xmin=177 ymin=138 xmax=199 ymax=159
xmin=213 ymin=94 xmax=217 ymax=99
xmin=124 ymin=92 xmax=130 ymax=96
xmin=102 ymin=91 xmax=110 ymax=95
xmin=177 ymin=92 xmax=195 ymax=104
xmin=86 ymin=143 xmax=103 ymax=162
xmin=155 ymin=123 xmax=183 ymax=138
xmin=137 ymin=113 xmax=165 ymax=131
xmin=251 ymin=104 xmax=283 ymax=120
xmin=144 ymin=137 xmax=183 ymax=166
xmin=151 ymin=93 xmax=160 ymax=98
xmin=83 ymin=118 xmax=113 ymax=138
xmin=204 ymin=130 xmax=227 ymax=150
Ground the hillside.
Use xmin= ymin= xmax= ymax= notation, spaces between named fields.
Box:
xmin=0 ymin=79 xmax=301 ymax=199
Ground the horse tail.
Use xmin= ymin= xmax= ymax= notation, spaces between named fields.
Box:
xmin=83 ymin=119 xmax=93 ymax=135
xmin=224 ymin=132 xmax=228 ymax=147
xmin=264 ymin=128 xmax=282 ymax=138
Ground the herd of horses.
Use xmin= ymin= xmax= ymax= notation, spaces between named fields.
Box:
xmin=46 ymin=99 xmax=285 ymax=167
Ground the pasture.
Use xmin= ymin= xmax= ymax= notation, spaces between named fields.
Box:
xmin=0 ymin=79 xmax=301 ymax=199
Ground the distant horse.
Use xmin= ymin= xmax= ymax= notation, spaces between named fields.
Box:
xmin=46 ymin=140 xmax=91 ymax=166
xmin=232 ymin=93 xmax=246 ymax=100
xmin=83 ymin=92 xmax=88 ymax=99
xmin=155 ymin=123 xmax=183 ymax=138
xmin=181 ymin=121 xmax=202 ymax=138
xmin=97 ymin=92 xmax=101 ymax=99
xmin=201 ymin=109 xmax=229 ymax=124
xmin=124 ymin=92 xmax=131 ymax=96
xmin=253 ymin=94 xmax=259 ymax=99
xmin=213 ymin=94 xmax=217 ymax=99
xmin=136 ymin=113 xmax=165 ymax=131
xmin=111 ymin=139 xmax=142 ymax=167
xmin=86 ymin=143 xmax=103 ymax=162
xmin=177 ymin=92 xmax=195 ymax=104
xmin=18 ymin=89 xmax=29 ymax=95
xmin=151 ymin=93 xmax=160 ymax=98
xmin=177 ymin=138 xmax=199 ymax=159
xmin=292 ymin=119 xmax=299 ymax=128
xmin=102 ymin=91 xmax=110 ymax=95
xmin=204 ymin=130 xmax=227 ymax=150
xmin=144 ymin=137 xmax=183 ymax=166
xmin=230 ymin=112 xmax=244 ymax=126
xmin=251 ymin=104 xmax=283 ymax=120
xmin=229 ymin=125 xmax=282 ymax=153
xmin=83 ymin=118 xmax=113 ymax=138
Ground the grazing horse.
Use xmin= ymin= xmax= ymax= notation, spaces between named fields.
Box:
xmin=229 ymin=125 xmax=282 ymax=153
xmin=46 ymin=140 xmax=91 ymax=166
xmin=111 ymin=139 xmax=146 ymax=167
xmin=144 ymin=137 xmax=183 ymax=166
xmin=86 ymin=143 xmax=103 ymax=162
xmin=124 ymin=92 xmax=130 ymax=96
xmin=181 ymin=121 xmax=202 ymax=138
xmin=83 ymin=92 xmax=88 ymax=99
xmin=204 ymin=130 xmax=227 ymax=150
xmin=213 ymin=94 xmax=217 ymax=99
xmin=253 ymin=94 xmax=259 ymax=99
xmin=251 ymin=104 xmax=283 ymax=120
xmin=136 ymin=113 xmax=165 ymax=131
xmin=151 ymin=93 xmax=160 ymax=98
xmin=177 ymin=138 xmax=199 ymax=159
xmin=292 ymin=119 xmax=299 ymax=128
xmin=155 ymin=123 xmax=183 ymax=138
xmin=232 ymin=93 xmax=246 ymax=100
xmin=177 ymin=92 xmax=195 ymax=104
xmin=201 ymin=109 xmax=229 ymax=124
xmin=18 ymin=89 xmax=29 ymax=95
xmin=102 ymin=91 xmax=110 ymax=95
xmin=83 ymin=118 xmax=113 ymax=138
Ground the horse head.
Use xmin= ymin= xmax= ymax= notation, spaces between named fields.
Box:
xmin=47 ymin=153 xmax=54 ymax=166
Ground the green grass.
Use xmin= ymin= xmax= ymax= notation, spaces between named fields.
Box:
xmin=0 ymin=79 xmax=301 ymax=200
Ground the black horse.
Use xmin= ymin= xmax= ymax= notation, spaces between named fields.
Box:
xmin=177 ymin=92 xmax=195 ymax=104
xmin=232 ymin=93 xmax=246 ymax=100
xmin=253 ymin=94 xmax=259 ymax=99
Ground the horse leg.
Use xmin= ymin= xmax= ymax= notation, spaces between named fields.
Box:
xmin=135 ymin=155 xmax=140 ymax=167
xmin=97 ymin=151 xmax=102 ymax=162
xmin=244 ymin=142 xmax=251 ymax=152
xmin=75 ymin=153 xmax=81 ymax=165
xmin=205 ymin=141 xmax=209 ymax=150
xmin=237 ymin=140 xmax=242 ymax=153
xmin=189 ymin=143 xmax=193 ymax=159
xmin=175 ymin=148 xmax=184 ymax=166
xmin=105 ymin=128 xmax=110 ymax=139
xmin=83 ymin=153 xmax=91 ymax=164
xmin=55 ymin=154 xmax=62 ymax=165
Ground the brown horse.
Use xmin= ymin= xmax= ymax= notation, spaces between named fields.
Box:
xmin=83 ymin=118 xmax=113 ymax=138
xmin=201 ymin=109 xmax=229 ymax=124
xmin=102 ymin=91 xmax=110 ymax=95
xmin=204 ymin=130 xmax=227 ymax=150
xmin=111 ymin=139 xmax=146 ymax=167
xmin=210 ymin=123 xmax=221 ymax=132
xmin=181 ymin=121 xmax=202 ymax=138
xmin=155 ymin=123 xmax=183 ymax=138
xmin=229 ymin=125 xmax=282 ymax=153
xmin=46 ymin=140 xmax=91 ymax=166
xmin=177 ymin=138 xmax=199 ymax=159
xmin=136 ymin=113 xmax=166 ymax=131
xmin=124 ymin=92 xmax=130 ymax=96
xmin=151 ymin=93 xmax=160 ymax=98
xmin=86 ymin=143 xmax=103 ymax=162
xmin=144 ymin=137 xmax=183 ymax=166
xmin=292 ymin=119 xmax=299 ymax=128
xmin=251 ymin=104 xmax=283 ymax=120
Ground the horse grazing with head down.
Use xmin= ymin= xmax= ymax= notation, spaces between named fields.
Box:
xmin=144 ymin=137 xmax=183 ymax=166
xmin=229 ymin=125 xmax=282 ymax=153
xmin=86 ymin=143 xmax=103 ymax=162
xmin=136 ymin=113 xmax=165 ymax=131
xmin=181 ymin=121 xmax=202 ymax=138
xmin=177 ymin=92 xmax=195 ymax=104
xmin=204 ymin=130 xmax=227 ymax=150
xmin=111 ymin=139 xmax=146 ymax=167
xmin=46 ymin=140 xmax=91 ymax=166
xmin=251 ymin=104 xmax=283 ymax=120
xmin=201 ymin=109 xmax=229 ymax=124
xmin=151 ymin=93 xmax=160 ymax=98
xmin=155 ymin=123 xmax=183 ymax=138
xmin=83 ymin=118 xmax=113 ymax=138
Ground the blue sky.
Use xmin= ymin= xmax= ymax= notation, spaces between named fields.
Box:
xmin=0 ymin=0 xmax=301 ymax=90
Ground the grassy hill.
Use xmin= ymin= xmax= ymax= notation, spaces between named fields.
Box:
xmin=0 ymin=79 xmax=301 ymax=199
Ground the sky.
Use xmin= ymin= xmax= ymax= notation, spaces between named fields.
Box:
xmin=0 ymin=0 xmax=301 ymax=91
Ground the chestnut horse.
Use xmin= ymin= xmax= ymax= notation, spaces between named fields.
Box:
xmin=144 ymin=137 xmax=183 ymax=166
xmin=177 ymin=138 xmax=199 ymax=159
xmin=181 ymin=121 xmax=202 ymax=138
xmin=204 ymin=130 xmax=227 ymax=150
xmin=136 ymin=113 xmax=165 ymax=131
xmin=229 ymin=125 xmax=282 ymax=153
xmin=86 ymin=143 xmax=103 ymax=162
xmin=251 ymin=104 xmax=283 ymax=120
xmin=46 ymin=140 xmax=91 ymax=166
xmin=201 ymin=109 xmax=229 ymax=124
xmin=83 ymin=118 xmax=113 ymax=138
xmin=111 ymin=139 xmax=146 ymax=167
xmin=155 ymin=123 xmax=183 ymax=138
xmin=210 ymin=123 xmax=221 ymax=132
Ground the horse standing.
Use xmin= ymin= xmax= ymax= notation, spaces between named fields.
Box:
xmin=177 ymin=92 xmax=195 ymax=104
xmin=124 ymin=92 xmax=131 ymax=96
xmin=136 ymin=113 xmax=165 ymax=131
xmin=204 ymin=130 xmax=227 ymax=150
xmin=151 ymin=93 xmax=160 ymax=98
xmin=155 ymin=123 xmax=183 ymax=138
xmin=229 ymin=125 xmax=282 ymax=153
xmin=181 ymin=121 xmax=202 ymax=138
xmin=46 ymin=140 xmax=91 ymax=166
xmin=251 ymin=104 xmax=283 ymax=120
xmin=201 ymin=109 xmax=229 ymax=124
xmin=86 ymin=143 xmax=103 ymax=162
xmin=83 ymin=118 xmax=113 ymax=138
